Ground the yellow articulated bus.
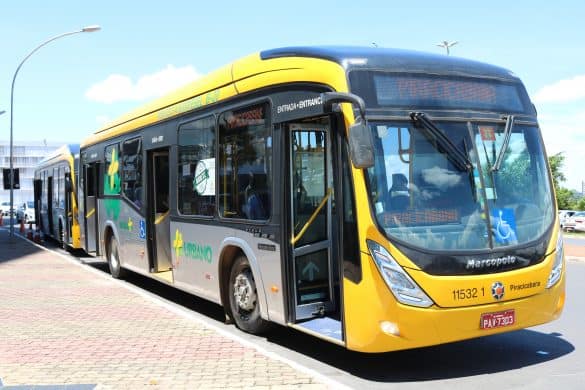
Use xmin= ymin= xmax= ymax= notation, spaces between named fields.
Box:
xmin=73 ymin=46 xmax=564 ymax=352
xmin=34 ymin=144 xmax=82 ymax=250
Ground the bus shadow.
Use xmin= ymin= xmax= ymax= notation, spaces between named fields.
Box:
xmin=84 ymin=260 xmax=226 ymax=323
xmin=266 ymin=326 xmax=574 ymax=382
xmin=0 ymin=229 xmax=45 ymax=264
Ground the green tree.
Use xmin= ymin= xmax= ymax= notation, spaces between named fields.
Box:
xmin=556 ymin=187 xmax=575 ymax=210
xmin=576 ymin=196 xmax=585 ymax=211
xmin=548 ymin=152 xmax=566 ymax=191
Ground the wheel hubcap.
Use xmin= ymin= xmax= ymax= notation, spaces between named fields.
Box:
xmin=233 ymin=272 xmax=256 ymax=311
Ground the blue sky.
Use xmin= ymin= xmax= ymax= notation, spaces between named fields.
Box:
xmin=1 ymin=1 xmax=584 ymax=191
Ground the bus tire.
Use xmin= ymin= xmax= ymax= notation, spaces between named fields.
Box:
xmin=228 ymin=255 xmax=270 ymax=334
xmin=107 ymin=236 xmax=126 ymax=279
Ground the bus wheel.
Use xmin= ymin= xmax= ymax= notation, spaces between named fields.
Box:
xmin=107 ymin=236 xmax=126 ymax=279
xmin=228 ymin=255 xmax=270 ymax=334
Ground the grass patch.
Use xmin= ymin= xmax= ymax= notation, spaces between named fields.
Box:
xmin=563 ymin=230 xmax=585 ymax=238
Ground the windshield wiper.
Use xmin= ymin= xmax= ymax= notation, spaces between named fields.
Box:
xmin=491 ymin=115 xmax=515 ymax=172
xmin=410 ymin=112 xmax=472 ymax=171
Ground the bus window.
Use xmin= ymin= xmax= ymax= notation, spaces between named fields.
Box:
xmin=104 ymin=144 xmax=121 ymax=196
xmin=178 ymin=116 xmax=216 ymax=216
xmin=218 ymin=103 xmax=271 ymax=220
xmin=53 ymin=167 xmax=59 ymax=209
xmin=122 ymin=137 xmax=143 ymax=208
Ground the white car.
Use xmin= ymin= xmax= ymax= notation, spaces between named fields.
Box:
xmin=0 ymin=201 xmax=15 ymax=217
xmin=16 ymin=201 xmax=35 ymax=223
xmin=563 ymin=211 xmax=585 ymax=233
xmin=559 ymin=210 xmax=577 ymax=228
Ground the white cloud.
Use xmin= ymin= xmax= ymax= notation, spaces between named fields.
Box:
xmin=539 ymin=110 xmax=585 ymax=191
xmin=533 ymin=75 xmax=585 ymax=103
xmin=85 ymin=65 xmax=201 ymax=104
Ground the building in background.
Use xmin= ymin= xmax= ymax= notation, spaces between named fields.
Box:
xmin=0 ymin=140 xmax=62 ymax=207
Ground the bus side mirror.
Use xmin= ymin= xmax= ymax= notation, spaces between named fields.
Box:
xmin=348 ymin=118 xmax=374 ymax=169
xmin=320 ymin=92 xmax=374 ymax=169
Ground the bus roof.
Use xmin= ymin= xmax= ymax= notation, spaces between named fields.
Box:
xmin=261 ymin=46 xmax=518 ymax=80
xmin=36 ymin=144 xmax=80 ymax=169
xmin=81 ymin=46 xmax=520 ymax=148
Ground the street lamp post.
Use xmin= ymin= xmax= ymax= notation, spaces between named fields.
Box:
xmin=9 ymin=25 xmax=101 ymax=237
xmin=436 ymin=40 xmax=458 ymax=55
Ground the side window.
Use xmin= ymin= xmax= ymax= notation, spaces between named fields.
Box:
xmin=59 ymin=166 xmax=65 ymax=208
xmin=41 ymin=171 xmax=47 ymax=210
xmin=104 ymin=144 xmax=121 ymax=196
xmin=53 ymin=167 xmax=59 ymax=208
xmin=218 ymin=103 xmax=271 ymax=220
xmin=178 ymin=116 xmax=216 ymax=216
xmin=122 ymin=137 xmax=143 ymax=208
xmin=85 ymin=165 xmax=95 ymax=196
xmin=341 ymin=141 xmax=361 ymax=283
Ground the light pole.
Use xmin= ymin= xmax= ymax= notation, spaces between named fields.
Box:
xmin=437 ymin=40 xmax=458 ymax=55
xmin=9 ymin=25 xmax=101 ymax=237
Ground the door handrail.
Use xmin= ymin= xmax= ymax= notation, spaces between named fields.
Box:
xmin=154 ymin=210 xmax=170 ymax=225
xmin=291 ymin=187 xmax=332 ymax=245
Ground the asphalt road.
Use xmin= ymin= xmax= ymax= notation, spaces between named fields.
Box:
xmin=39 ymin=234 xmax=585 ymax=389
xmin=564 ymin=236 xmax=585 ymax=247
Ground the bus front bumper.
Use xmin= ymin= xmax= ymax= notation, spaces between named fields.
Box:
xmin=344 ymin=272 xmax=565 ymax=353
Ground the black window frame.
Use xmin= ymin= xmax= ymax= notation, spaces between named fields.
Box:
xmin=121 ymin=136 xmax=143 ymax=211
xmin=177 ymin=114 xmax=217 ymax=218
xmin=217 ymin=100 xmax=272 ymax=223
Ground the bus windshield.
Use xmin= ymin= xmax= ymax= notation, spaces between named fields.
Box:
xmin=366 ymin=120 xmax=554 ymax=252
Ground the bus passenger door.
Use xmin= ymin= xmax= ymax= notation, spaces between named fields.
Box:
xmin=64 ymin=172 xmax=73 ymax=245
xmin=83 ymin=164 xmax=99 ymax=254
xmin=288 ymin=123 xmax=335 ymax=321
xmin=47 ymin=176 xmax=54 ymax=235
xmin=147 ymin=150 xmax=172 ymax=273
xmin=33 ymin=179 xmax=42 ymax=230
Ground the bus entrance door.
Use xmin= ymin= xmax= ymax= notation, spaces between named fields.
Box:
xmin=288 ymin=123 xmax=336 ymax=322
xmin=83 ymin=163 xmax=99 ymax=254
xmin=47 ymin=176 xmax=54 ymax=236
xmin=147 ymin=150 xmax=172 ymax=274
xmin=64 ymin=173 xmax=73 ymax=246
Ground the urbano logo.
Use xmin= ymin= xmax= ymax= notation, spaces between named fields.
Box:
xmin=173 ymin=229 xmax=212 ymax=266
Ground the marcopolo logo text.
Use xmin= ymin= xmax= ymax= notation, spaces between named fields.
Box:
xmin=466 ymin=255 xmax=517 ymax=270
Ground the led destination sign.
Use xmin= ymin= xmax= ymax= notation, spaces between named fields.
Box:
xmin=349 ymin=71 xmax=531 ymax=113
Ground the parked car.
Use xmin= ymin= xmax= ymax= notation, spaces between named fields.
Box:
xmin=16 ymin=201 xmax=35 ymax=223
xmin=563 ymin=211 xmax=585 ymax=232
xmin=0 ymin=201 xmax=15 ymax=217
xmin=559 ymin=210 xmax=577 ymax=228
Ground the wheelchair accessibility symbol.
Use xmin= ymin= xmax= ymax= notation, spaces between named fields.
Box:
xmin=139 ymin=220 xmax=146 ymax=240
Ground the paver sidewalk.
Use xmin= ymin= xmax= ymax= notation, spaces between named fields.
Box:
xmin=0 ymin=229 xmax=329 ymax=389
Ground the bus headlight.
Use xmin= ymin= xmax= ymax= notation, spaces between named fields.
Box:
xmin=367 ymin=240 xmax=434 ymax=308
xmin=546 ymin=232 xmax=564 ymax=289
